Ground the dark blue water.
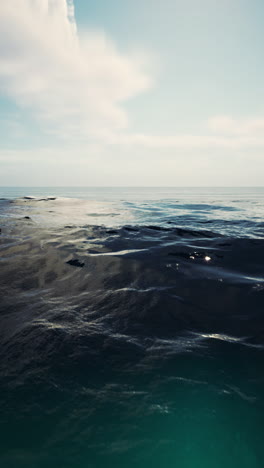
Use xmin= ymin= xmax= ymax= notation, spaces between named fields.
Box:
xmin=0 ymin=187 xmax=263 ymax=467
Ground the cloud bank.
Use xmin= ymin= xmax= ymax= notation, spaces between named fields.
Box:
xmin=0 ymin=1 xmax=263 ymax=186
xmin=208 ymin=115 xmax=264 ymax=136
xmin=0 ymin=0 xmax=151 ymax=138
xmin=1 ymin=1 xmax=264 ymax=151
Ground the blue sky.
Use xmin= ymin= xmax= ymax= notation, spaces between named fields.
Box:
xmin=0 ymin=0 xmax=263 ymax=186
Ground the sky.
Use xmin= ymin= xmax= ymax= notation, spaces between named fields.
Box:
xmin=0 ymin=0 xmax=264 ymax=186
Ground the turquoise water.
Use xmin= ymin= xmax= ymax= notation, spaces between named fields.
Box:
xmin=0 ymin=188 xmax=263 ymax=467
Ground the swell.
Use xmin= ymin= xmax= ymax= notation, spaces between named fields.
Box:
xmin=1 ymin=211 xmax=264 ymax=467
xmin=1 ymin=195 xmax=264 ymax=238
xmin=1 ymin=221 xmax=264 ymax=377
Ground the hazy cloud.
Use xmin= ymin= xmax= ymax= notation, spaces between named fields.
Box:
xmin=208 ymin=115 xmax=264 ymax=136
xmin=0 ymin=0 xmax=264 ymax=187
xmin=0 ymin=0 xmax=151 ymax=137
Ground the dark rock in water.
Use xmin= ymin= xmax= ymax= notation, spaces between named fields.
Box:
xmin=146 ymin=225 xmax=170 ymax=231
xmin=24 ymin=216 xmax=31 ymax=220
xmin=106 ymin=230 xmax=118 ymax=235
xmin=39 ymin=197 xmax=57 ymax=201
xmin=66 ymin=259 xmax=85 ymax=268
xmin=124 ymin=227 xmax=139 ymax=232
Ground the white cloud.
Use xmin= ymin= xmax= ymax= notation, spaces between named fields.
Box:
xmin=102 ymin=131 xmax=264 ymax=150
xmin=208 ymin=115 xmax=264 ymax=136
xmin=0 ymin=0 xmax=264 ymax=167
xmin=0 ymin=0 xmax=151 ymax=137
xmin=0 ymin=144 xmax=263 ymax=186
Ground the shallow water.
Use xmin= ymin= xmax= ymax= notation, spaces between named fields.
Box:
xmin=0 ymin=187 xmax=264 ymax=467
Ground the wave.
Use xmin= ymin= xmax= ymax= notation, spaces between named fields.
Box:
xmin=1 ymin=195 xmax=264 ymax=466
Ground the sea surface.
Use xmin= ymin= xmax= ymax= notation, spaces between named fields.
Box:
xmin=0 ymin=187 xmax=264 ymax=467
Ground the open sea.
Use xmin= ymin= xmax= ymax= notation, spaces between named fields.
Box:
xmin=0 ymin=187 xmax=264 ymax=467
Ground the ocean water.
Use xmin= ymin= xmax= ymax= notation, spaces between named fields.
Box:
xmin=0 ymin=187 xmax=263 ymax=468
